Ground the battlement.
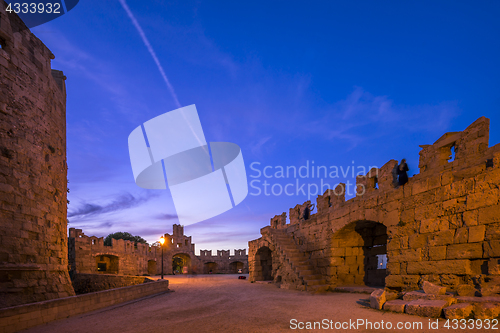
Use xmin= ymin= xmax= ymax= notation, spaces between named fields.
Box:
xmin=173 ymin=224 xmax=184 ymax=237
xmin=68 ymin=228 xmax=157 ymax=257
xmin=250 ymin=116 xmax=500 ymax=293
xmin=199 ymin=249 xmax=247 ymax=258
xmin=68 ymin=225 xmax=248 ymax=276
xmin=268 ymin=117 xmax=500 ymax=227
xmin=163 ymin=224 xmax=194 ymax=253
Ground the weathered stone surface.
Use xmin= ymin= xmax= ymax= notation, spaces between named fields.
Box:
xmin=0 ymin=3 xmax=74 ymax=307
xmin=428 ymin=230 xmax=455 ymax=247
xmin=456 ymin=296 xmax=500 ymax=304
xmin=453 ymin=227 xmax=468 ymax=243
xmin=488 ymin=258 xmax=500 ymax=275
xmin=443 ymin=303 xmax=474 ymax=320
xmin=385 ymin=291 xmax=401 ymax=301
xmin=456 ymin=284 xmax=476 ymax=297
xmin=429 ymin=246 xmax=447 ymax=261
xmin=478 ymin=205 xmax=500 ymax=225
xmin=478 ymin=276 xmax=500 ymax=296
xmin=446 ymin=243 xmax=483 ymax=259
xmin=474 ymin=303 xmax=500 ymax=320
xmin=423 ymin=281 xmax=446 ymax=295
xmin=407 ymin=260 xmax=471 ymax=275
xmin=370 ymin=289 xmax=386 ymax=310
xmin=468 ymin=225 xmax=486 ymax=243
xmin=486 ymin=223 xmax=500 ymax=240
xmin=403 ymin=291 xmax=456 ymax=306
xmin=390 ymin=248 xmax=422 ymax=262
xmin=383 ymin=299 xmax=408 ymax=313
xmin=405 ymin=299 xmax=448 ymax=318
xmin=483 ymin=240 xmax=500 ymax=257
xmin=72 ymin=273 xmax=153 ymax=294
xmin=467 ymin=189 xmax=499 ymax=210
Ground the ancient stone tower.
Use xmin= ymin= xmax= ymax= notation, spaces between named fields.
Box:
xmin=0 ymin=1 xmax=75 ymax=307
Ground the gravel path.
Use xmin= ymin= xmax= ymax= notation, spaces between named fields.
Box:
xmin=23 ymin=275 xmax=493 ymax=333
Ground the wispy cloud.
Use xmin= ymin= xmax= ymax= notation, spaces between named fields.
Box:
xmin=153 ymin=213 xmax=179 ymax=220
xmin=68 ymin=192 xmax=153 ymax=218
xmin=301 ymin=87 xmax=460 ymax=148
xmin=250 ymin=136 xmax=273 ymax=157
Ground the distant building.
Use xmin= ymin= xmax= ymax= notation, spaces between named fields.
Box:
xmin=68 ymin=224 xmax=248 ymax=276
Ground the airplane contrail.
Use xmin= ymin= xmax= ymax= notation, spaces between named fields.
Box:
xmin=118 ymin=0 xmax=181 ymax=108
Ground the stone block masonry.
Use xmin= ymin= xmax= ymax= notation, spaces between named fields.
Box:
xmin=71 ymin=273 xmax=153 ymax=294
xmin=69 ymin=224 xmax=248 ymax=277
xmin=0 ymin=279 xmax=169 ymax=333
xmin=0 ymin=0 xmax=75 ymax=308
xmin=249 ymin=116 xmax=500 ymax=296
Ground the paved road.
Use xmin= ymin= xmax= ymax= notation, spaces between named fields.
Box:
xmin=23 ymin=275 xmax=492 ymax=333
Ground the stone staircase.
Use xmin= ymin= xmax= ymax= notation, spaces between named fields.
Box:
xmin=269 ymin=229 xmax=329 ymax=292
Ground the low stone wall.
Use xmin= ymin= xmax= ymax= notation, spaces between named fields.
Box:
xmin=0 ymin=279 xmax=169 ymax=333
xmin=72 ymin=273 xmax=153 ymax=294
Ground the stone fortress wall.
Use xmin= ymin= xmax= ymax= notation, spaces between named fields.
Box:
xmin=0 ymin=0 xmax=244 ymax=311
xmin=249 ymin=117 xmax=500 ymax=296
xmin=0 ymin=0 xmax=75 ymax=308
xmin=69 ymin=224 xmax=248 ymax=276
xmin=199 ymin=248 xmax=248 ymax=274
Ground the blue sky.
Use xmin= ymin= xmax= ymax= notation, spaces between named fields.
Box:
xmin=31 ymin=0 xmax=500 ymax=254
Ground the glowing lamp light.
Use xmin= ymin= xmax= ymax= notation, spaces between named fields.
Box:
xmin=159 ymin=236 xmax=165 ymax=279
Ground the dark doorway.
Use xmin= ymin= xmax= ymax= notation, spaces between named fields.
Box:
xmin=172 ymin=253 xmax=191 ymax=274
xmin=204 ymin=262 xmax=218 ymax=274
xmin=147 ymin=260 xmax=157 ymax=275
xmin=229 ymin=261 xmax=244 ymax=273
xmin=331 ymin=221 xmax=387 ymax=287
xmin=255 ymin=247 xmax=273 ymax=281
xmin=95 ymin=255 xmax=119 ymax=274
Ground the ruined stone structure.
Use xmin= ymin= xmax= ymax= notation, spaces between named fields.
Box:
xmin=249 ymin=117 xmax=500 ymax=296
xmin=199 ymin=249 xmax=248 ymax=274
xmin=69 ymin=224 xmax=248 ymax=276
xmin=69 ymin=228 xmax=159 ymax=276
xmin=0 ymin=1 xmax=75 ymax=308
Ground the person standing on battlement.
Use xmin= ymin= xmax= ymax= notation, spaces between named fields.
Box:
xmin=397 ymin=158 xmax=409 ymax=186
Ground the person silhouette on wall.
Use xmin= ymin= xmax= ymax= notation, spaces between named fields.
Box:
xmin=303 ymin=203 xmax=315 ymax=220
xmin=398 ymin=159 xmax=409 ymax=186
xmin=391 ymin=163 xmax=399 ymax=188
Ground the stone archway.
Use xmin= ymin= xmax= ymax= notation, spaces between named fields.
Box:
xmin=147 ymin=260 xmax=157 ymax=275
xmin=204 ymin=262 xmax=218 ymax=274
xmin=95 ymin=255 xmax=119 ymax=274
xmin=331 ymin=220 xmax=387 ymax=287
xmin=254 ymin=247 xmax=273 ymax=281
xmin=229 ymin=261 xmax=244 ymax=273
xmin=172 ymin=253 xmax=191 ymax=274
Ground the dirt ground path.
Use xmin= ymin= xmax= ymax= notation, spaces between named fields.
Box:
xmin=23 ymin=275 xmax=493 ymax=333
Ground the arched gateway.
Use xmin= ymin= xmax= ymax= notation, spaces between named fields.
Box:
xmin=331 ymin=220 xmax=387 ymax=287
xmin=172 ymin=253 xmax=191 ymax=274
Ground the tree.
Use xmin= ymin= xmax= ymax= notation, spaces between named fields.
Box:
xmin=172 ymin=257 xmax=183 ymax=274
xmin=104 ymin=232 xmax=148 ymax=246
xmin=149 ymin=241 xmax=160 ymax=252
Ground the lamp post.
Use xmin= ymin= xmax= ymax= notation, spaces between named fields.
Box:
xmin=159 ymin=236 xmax=165 ymax=279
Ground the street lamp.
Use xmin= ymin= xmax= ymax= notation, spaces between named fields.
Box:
xmin=159 ymin=236 xmax=165 ymax=279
